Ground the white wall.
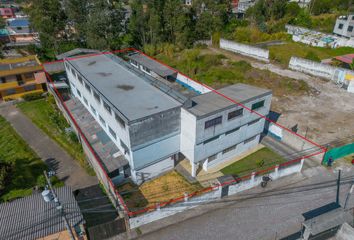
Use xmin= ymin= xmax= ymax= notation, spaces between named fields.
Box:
xmin=220 ymin=38 xmax=270 ymax=62
xmin=129 ymin=159 xmax=304 ymax=229
xmin=176 ymin=73 xmax=212 ymax=94
xmin=289 ymin=57 xmax=354 ymax=93
xmin=180 ymin=108 xmax=197 ymax=161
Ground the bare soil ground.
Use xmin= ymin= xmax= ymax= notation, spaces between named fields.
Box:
xmin=208 ymin=47 xmax=354 ymax=145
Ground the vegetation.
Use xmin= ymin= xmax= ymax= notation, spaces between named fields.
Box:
xmin=268 ymin=42 xmax=354 ymax=65
xmin=221 ymin=147 xmax=285 ymax=177
xmin=17 ymin=97 xmax=94 ymax=175
xmin=118 ymin=171 xmax=202 ymax=209
xmin=0 ymin=116 xmax=62 ymax=201
xmin=154 ymin=47 xmax=310 ymax=96
xmin=22 ymin=92 xmax=45 ymax=101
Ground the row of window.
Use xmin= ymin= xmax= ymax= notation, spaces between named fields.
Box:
xmin=206 ymin=135 xmax=258 ymax=163
xmin=204 ymin=100 xmax=265 ymax=130
xmin=203 ymin=118 xmax=261 ymax=145
xmin=338 ymin=23 xmax=354 ymax=32
xmin=67 ymin=62 xmax=126 ymax=129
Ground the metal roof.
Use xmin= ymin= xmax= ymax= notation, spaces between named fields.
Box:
xmin=56 ymin=48 xmax=101 ymax=60
xmin=335 ymin=54 xmax=354 ymax=64
xmin=127 ymin=52 xmax=177 ymax=78
xmin=0 ymin=186 xmax=84 ymax=240
xmin=8 ymin=18 xmax=29 ymax=27
xmin=188 ymin=83 xmax=272 ymax=118
xmin=67 ymin=53 xmax=181 ymax=122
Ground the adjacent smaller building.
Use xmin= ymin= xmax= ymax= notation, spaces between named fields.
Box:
xmin=0 ymin=8 xmax=15 ymax=19
xmin=0 ymin=186 xmax=87 ymax=240
xmin=333 ymin=14 xmax=354 ymax=39
xmin=0 ymin=55 xmax=47 ymax=101
xmin=6 ymin=18 xmax=39 ymax=46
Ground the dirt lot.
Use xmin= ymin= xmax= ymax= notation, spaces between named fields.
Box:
xmin=207 ymin=47 xmax=354 ymax=145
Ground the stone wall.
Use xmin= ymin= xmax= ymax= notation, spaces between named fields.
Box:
xmin=220 ymin=38 xmax=270 ymax=62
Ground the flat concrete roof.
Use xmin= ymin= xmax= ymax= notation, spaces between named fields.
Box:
xmin=68 ymin=54 xmax=181 ymax=121
xmin=127 ymin=52 xmax=177 ymax=78
xmin=188 ymin=83 xmax=272 ymax=117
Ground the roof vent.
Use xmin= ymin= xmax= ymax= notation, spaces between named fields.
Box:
xmin=41 ymin=189 xmax=54 ymax=202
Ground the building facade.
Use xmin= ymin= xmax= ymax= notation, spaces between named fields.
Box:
xmin=0 ymin=55 xmax=47 ymax=101
xmin=333 ymin=15 xmax=354 ymax=38
xmin=64 ymin=52 xmax=272 ymax=184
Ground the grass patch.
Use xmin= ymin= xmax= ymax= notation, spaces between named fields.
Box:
xmin=118 ymin=171 xmax=202 ymax=210
xmin=0 ymin=116 xmax=54 ymax=201
xmin=220 ymin=147 xmax=286 ymax=177
xmin=155 ymin=49 xmax=310 ymax=96
xmin=17 ymin=97 xmax=95 ymax=175
xmin=269 ymin=41 xmax=354 ymax=66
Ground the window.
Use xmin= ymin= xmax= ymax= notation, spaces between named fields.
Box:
xmin=338 ymin=23 xmax=344 ymax=29
xmin=120 ymin=140 xmax=129 ymax=155
xmin=205 ymin=116 xmax=222 ymax=129
xmin=83 ymin=97 xmax=88 ymax=106
xmin=85 ymin=82 xmax=91 ymax=92
xmin=208 ymin=154 xmax=217 ymax=162
xmin=23 ymin=84 xmax=36 ymax=91
xmin=244 ymin=136 xmax=257 ymax=144
xmin=109 ymin=126 xmax=117 ymax=139
xmin=226 ymin=127 xmax=240 ymax=135
xmin=348 ymin=26 xmax=353 ymax=32
xmin=228 ymin=109 xmax=243 ymax=120
xmin=352 ymin=16 xmax=354 ymax=20
xmin=77 ymin=75 xmax=83 ymax=84
xmin=223 ymin=145 xmax=236 ymax=155
xmin=93 ymin=91 xmax=100 ymax=103
xmin=248 ymin=118 xmax=260 ymax=126
xmin=115 ymin=113 xmax=125 ymax=128
xmin=23 ymin=72 xmax=34 ymax=79
xmin=103 ymin=101 xmax=111 ymax=115
xmin=141 ymin=65 xmax=151 ymax=73
xmin=76 ymin=89 xmax=81 ymax=97
xmin=99 ymin=115 xmax=106 ymax=126
xmin=1 ymin=77 xmax=6 ymax=83
xmin=90 ymin=105 xmax=96 ymax=115
xmin=203 ymin=136 xmax=219 ymax=145
xmin=251 ymin=100 xmax=265 ymax=110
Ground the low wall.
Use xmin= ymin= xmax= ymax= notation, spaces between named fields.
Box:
xmin=289 ymin=57 xmax=354 ymax=93
xmin=129 ymin=159 xmax=304 ymax=229
xmin=176 ymin=73 xmax=212 ymax=94
xmin=220 ymin=38 xmax=270 ymax=62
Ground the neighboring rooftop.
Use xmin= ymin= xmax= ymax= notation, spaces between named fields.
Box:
xmin=188 ymin=83 xmax=272 ymax=117
xmin=7 ymin=18 xmax=29 ymax=27
xmin=335 ymin=53 xmax=354 ymax=64
xmin=0 ymin=55 xmax=42 ymax=77
xmin=67 ymin=53 xmax=181 ymax=121
xmin=56 ymin=48 xmax=101 ymax=60
xmin=127 ymin=52 xmax=177 ymax=78
xmin=0 ymin=186 xmax=84 ymax=240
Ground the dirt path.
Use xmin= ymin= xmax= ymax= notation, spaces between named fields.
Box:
xmin=0 ymin=104 xmax=98 ymax=190
xmin=208 ymin=47 xmax=354 ymax=145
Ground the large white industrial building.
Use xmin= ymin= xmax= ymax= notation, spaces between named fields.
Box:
xmin=64 ymin=52 xmax=272 ymax=184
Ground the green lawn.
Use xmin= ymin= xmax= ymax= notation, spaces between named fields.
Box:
xmin=17 ymin=98 xmax=94 ymax=175
xmin=269 ymin=41 xmax=354 ymax=66
xmin=0 ymin=116 xmax=47 ymax=201
xmin=220 ymin=147 xmax=286 ymax=177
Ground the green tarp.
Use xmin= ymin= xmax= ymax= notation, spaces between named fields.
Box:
xmin=323 ymin=142 xmax=354 ymax=164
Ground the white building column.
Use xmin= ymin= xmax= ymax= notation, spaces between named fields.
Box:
xmin=274 ymin=165 xmax=279 ymax=180
xmin=202 ymin=159 xmax=208 ymax=172
xmin=191 ymin=162 xmax=197 ymax=177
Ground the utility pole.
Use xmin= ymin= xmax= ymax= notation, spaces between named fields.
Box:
xmin=336 ymin=169 xmax=341 ymax=205
xmin=44 ymin=171 xmax=75 ymax=240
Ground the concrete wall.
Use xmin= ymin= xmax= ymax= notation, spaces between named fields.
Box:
xmin=176 ymin=73 xmax=212 ymax=94
xmin=289 ymin=57 xmax=354 ymax=93
xmin=129 ymin=159 xmax=304 ymax=229
xmin=220 ymin=38 xmax=270 ymax=62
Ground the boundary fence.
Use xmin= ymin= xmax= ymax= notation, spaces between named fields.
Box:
xmin=42 ymin=48 xmax=326 ymax=222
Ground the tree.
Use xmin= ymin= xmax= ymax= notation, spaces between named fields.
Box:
xmin=310 ymin=0 xmax=332 ymax=15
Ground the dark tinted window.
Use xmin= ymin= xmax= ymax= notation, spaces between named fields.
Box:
xmin=251 ymin=100 xmax=265 ymax=110
xmin=228 ymin=109 xmax=243 ymax=120
xmin=205 ymin=116 xmax=222 ymax=129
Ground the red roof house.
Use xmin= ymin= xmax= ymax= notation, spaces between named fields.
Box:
xmin=0 ymin=8 xmax=15 ymax=19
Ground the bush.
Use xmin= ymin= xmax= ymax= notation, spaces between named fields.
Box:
xmin=305 ymin=51 xmax=321 ymax=62
xmin=22 ymin=92 xmax=44 ymax=101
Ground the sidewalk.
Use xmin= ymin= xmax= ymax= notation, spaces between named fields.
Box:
xmin=0 ymin=104 xmax=97 ymax=190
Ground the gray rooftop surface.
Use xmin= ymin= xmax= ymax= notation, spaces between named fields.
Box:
xmin=188 ymin=83 xmax=272 ymax=117
xmin=127 ymin=52 xmax=177 ymax=77
xmin=0 ymin=186 xmax=84 ymax=240
xmin=68 ymin=54 xmax=181 ymax=121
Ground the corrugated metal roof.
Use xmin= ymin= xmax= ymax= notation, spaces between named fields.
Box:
xmin=0 ymin=186 xmax=84 ymax=240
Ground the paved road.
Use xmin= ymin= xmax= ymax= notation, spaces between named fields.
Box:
xmin=137 ymin=166 xmax=354 ymax=240
xmin=0 ymin=104 xmax=97 ymax=190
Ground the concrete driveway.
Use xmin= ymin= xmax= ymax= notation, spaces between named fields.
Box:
xmin=0 ymin=103 xmax=97 ymax=190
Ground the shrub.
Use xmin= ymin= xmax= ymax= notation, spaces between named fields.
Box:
xmin=305 ymin=51 xmax=321 ymax=62
xmin=22 ymin=92 xmax=44 ymax=101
